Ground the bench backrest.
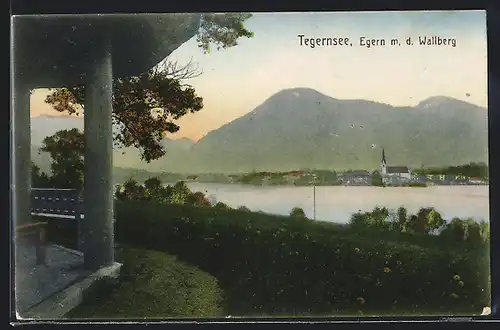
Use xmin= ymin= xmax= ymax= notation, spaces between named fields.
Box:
xmin=31 ymin=188 xmax=83 ymax=217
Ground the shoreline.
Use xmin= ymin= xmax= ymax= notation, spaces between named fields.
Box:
xmin=184 ymin=182 xmax=488 ymax=188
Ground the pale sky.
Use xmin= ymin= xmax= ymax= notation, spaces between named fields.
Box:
xmin=30 ymin=10 xmax=488 ymax=141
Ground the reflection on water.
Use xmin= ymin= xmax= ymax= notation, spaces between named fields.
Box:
xmin=185 ymin=183 xmax=489 ymax=224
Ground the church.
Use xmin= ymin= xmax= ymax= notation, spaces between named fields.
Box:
xmin=380 ymin=148 xmax=411 ymax=179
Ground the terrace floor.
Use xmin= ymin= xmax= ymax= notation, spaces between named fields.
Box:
xmin=14 ymin=238 xmax=92 ymax=316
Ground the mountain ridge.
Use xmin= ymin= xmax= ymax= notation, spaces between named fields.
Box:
xmin=31 ymin=88 xmax=488 ymax=174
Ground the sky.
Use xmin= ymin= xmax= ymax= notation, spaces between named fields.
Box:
xmin=30 ymin=10 xmax=488 ymax=141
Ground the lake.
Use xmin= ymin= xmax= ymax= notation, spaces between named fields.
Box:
xmin=184 ymin=183 xmax=489 ymax=224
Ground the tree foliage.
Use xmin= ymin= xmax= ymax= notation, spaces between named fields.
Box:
xmin=371 ymin=170 xmax=384 ymax=187
xmin=438 ymin=217 xmax=489 ymax=246
xmin=31 ymin=162 xmax=53 ymax=188
xmin=427 ymin=209 xmax=445 ymax=233
xmin=349 ymin=206 xmax=451 ymax=238
xmin=290 ymin=207 xmax=307 ymax=219
xmin=44 ymin=13 xmax=254 ymax=163
xmin=396 ymin=206 xmax=408 ymax=232
xmin=39 ymin=128 xmax=85 ymax=189
xmin=412 ymin=162 xmax=488 ymax=180
xmin=115 ymin=177 xmax=213 ymax=208
xmin=187 ymin=191 xmax=212 ymax=207
xmin=196 ymin=13 xmax=254 ymax=53
xmin=237 ymin=205 xmax=251 ymax=212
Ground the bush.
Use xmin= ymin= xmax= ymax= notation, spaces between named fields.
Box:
xmin=187 ymin=192 xmax=212 ymax=207
xmin=214 ymin=202 xmax=232 ymax=210
xmin=67 ymin=245 xmax=224 ymax=319
xmin=115 ymin=201 xmax=490 ymax=316
xmin=237 ymin=206 xmax=251 ymax=212
xmin=290 ymin=207 xmax=307 ymax=218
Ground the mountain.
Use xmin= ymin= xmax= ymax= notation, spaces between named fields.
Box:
xmin=30 ymin=115 xmax=195 ymax=173
xmin=187 ymin=88 xmax=488 ymax=173
xmin=31 ymin=115 xmax=84 ymax=145
xmin=31 ymin=88 xmax=488 ymax=174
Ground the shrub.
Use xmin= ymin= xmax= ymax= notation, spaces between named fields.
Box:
xmin=67 ymin=245 xmax=224 ymax=318
xmin=290 ymin=207 xmax=307 ymax=218
xmin=187 ymin=191 xmax=212 ymax=207
xmin=237 ymin=205 xmax=251 ymax=212
xmin=115 ymin=201 xmax=490 ymax=316
xmin=214 ymin=202 xmax=232 ymax=210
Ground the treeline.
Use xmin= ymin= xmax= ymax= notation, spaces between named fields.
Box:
xmin=237 ymin=170 xmax=340 ymax=186
xmin=412 ymin=162 xmax=488 ymax=179
xmin=115 ymin=178 xmax=231 ymax=210
xmin=349 ymin=206 xmax=490 ymax=246
xmin=117 ymin=177 xmax=311 ymax=218
xmin=113 ymin=168 xmax=186 ymax=186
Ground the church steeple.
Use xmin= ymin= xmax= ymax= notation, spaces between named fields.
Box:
xmin=381 ymin=147 xmax=387 ymax=175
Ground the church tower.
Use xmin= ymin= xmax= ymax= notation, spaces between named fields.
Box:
xmin=381 ymin=147 xmax=387 ymax=175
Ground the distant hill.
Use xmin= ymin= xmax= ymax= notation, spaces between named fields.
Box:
xmin=31 ymin=88 xmax=488 ymax=174
xmin=187 ymin=88 xmax=488 ymax=173
xmin=31 ymin=115 xmax=195 ymax=173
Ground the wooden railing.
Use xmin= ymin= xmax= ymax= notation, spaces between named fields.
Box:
xmin=28 ymin=189 xmax=84 ymax=257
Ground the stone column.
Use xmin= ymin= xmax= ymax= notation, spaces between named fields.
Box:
xmin=12 ymin=23 xmax=32 ymax=315
xmin=82 ymin=38 xmax=114 ymax=270
xmin=11 ymin=25 xmax=32 ymax=229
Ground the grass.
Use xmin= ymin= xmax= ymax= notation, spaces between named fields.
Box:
xmin=114 ymin=202 xmax=490 ymax=316
xmin=38 ymin=201 xmax=489 ymax=318
xmin=66 ymin=245 xmax=224 ymax=319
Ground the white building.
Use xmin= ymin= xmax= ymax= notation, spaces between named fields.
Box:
xmin=380 ymin=148 xmax=411 ymax=179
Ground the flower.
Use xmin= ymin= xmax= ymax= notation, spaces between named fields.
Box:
xmin=383 ymin=267 xmax=392 ymax=273
xmin=458 ymin=281 xmax=465 ymax=287
xmin=357 ymin=297 xmax=365 ymax=305
xmin=453 ymin=274 xmax=461 ymax=281
xmin=450 ymin=293 xmax=460 ymax=299
xmin=354 ymin=247 xmax=361 ymax=253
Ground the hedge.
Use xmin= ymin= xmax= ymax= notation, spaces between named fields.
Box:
xmin=114 ymin=201 xmax=490 ymax=316
xmin=67 ymin=245 xmax=224 ymax=319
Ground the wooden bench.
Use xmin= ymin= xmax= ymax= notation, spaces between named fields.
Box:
xmin=26 ymin=189 xmax=84 ymax=264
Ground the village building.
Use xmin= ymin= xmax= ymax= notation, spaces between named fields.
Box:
xmin=380 ymin=148 xmax=411 ymax=180
xmin=341 ymin=170 xmax=372 ymax=186
xmin=284 ymin=171 xmax=305 ymax=183
xmin=186 ymin=175 xmax=199 ymax=181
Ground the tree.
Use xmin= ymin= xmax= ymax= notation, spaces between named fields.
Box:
xmin=427 ymin=209 xmax=445 ymax=233
xmin=40 ymin=128 xmax=85 ymax=189
xmin=31 ymin=162 xmax=53 ymax=188
xmin=168 ymin=181 xmax=192 ymax=204
xmin=396 ymin=206 xmax=408 ymax=232
xmin=237 ymin=205 xmax=251 ymax=212
xmin=406 ymin=207 xmax=434 ymax=234
xmin=440 ymin=218 xmax=467 ymax=242
xmin=144 ymin=177 xmax=164 ymax=200
xmin=371 ymin=170 xmax=384 ymax=187
xmin=214 ymin=201 xmax=231 ymax=210
xmin=349 ymin=211 xmax=368 ymax=229
xmin=479 ymin=220 xmax=490 ymax=243
xmin=187 ymin=191 xmax=212 ymax=207
xmin=290 ymin=207 xmax=307 ymax=219
xmin=116 ymin=178 xmax=147 ymax=201
xmin=464 ymin=218 xmax=482 ymax=245
xmin=367 ymin=206 xmax=389 ymax=229
xmin=406 ymin=214 xmax=420 ymax=234
xmin=44 ymin=13 xmax=254 ymax=163
xmin=196 ymin=13 xmax=254 ymax=53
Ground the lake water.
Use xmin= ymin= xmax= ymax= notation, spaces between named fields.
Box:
xmin=184 ymin=183 xmax=489 ymax=224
